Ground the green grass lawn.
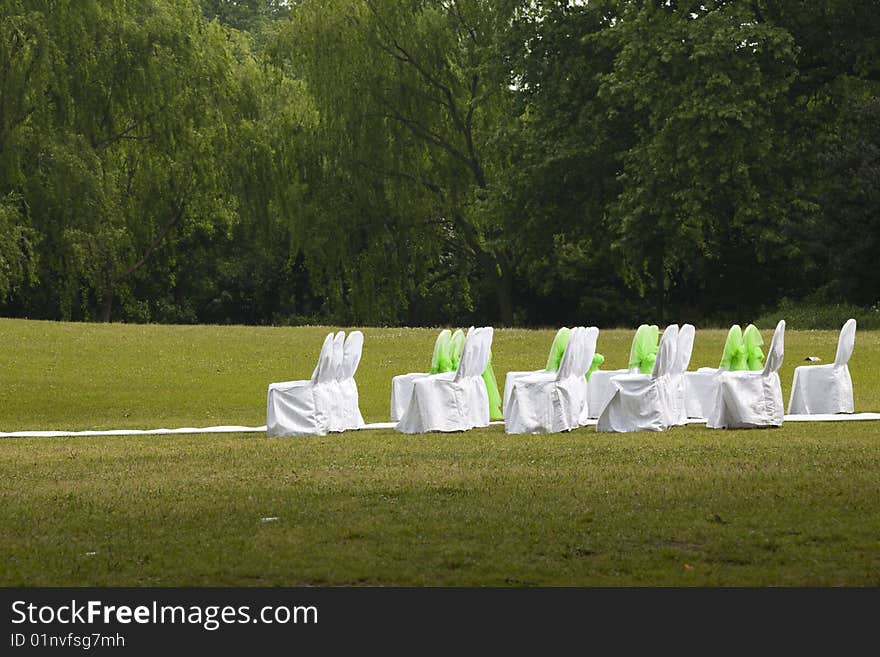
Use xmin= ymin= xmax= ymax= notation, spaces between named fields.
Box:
xmin=1 ymin=318 xmax=879 ymax=586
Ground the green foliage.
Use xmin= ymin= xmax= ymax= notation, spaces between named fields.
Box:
xmin=0 ymin=0 xmax=879 ymax=327
xmin=273 ymin=0 xmax=522 ymax=324
xmin=0 ymin=194 xmax=37 ymax=301
xmin=755 ymin=299 xmax=880 ymax=331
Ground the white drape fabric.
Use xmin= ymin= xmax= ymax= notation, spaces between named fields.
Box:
xmin=585 ymin=368 xmax=633 ymax=419
xmin=389 ymin=328 xmax=460 ymax=422
xmin=585 ymin=325 xmax=657 ymax=419
xmin=396 ymin=327 xmax=493 ymax=434
xmin=266 ymin=332 xmax=339 ymax=437
xmin=596 ymin=325 xmax=679 ymax=433
xmin=684 ymin=368 xmax=722 ymax=419
xmin=502 ymin=329 xmax=566 ymax=415
xmin=787 ymin=318 xmax=856 ymax=415
xmin=504 ymin=327 xmax=598 ymax=434
xmin=335 ymin=330 xmax=366 ymax=431
xmin=669 ymin=324 xmax=696 ymax=426
xmin=707 ymin=320 xmax=786 ymax=429
xmin=670 ymin=324 xmax=695 ymax=425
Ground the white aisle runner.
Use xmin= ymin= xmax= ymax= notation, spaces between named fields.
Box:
xmin=2 ymin=415 xmax=880 ymax=438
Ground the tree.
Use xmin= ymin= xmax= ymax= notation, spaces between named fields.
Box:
xmin=1 ymin=1 xmax=244 ymax=321
xmin=274 ymin=0 xmax=522 ymax=324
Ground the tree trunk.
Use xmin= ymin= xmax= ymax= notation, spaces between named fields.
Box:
xmin=653 ymin=249 xmax=665 ymax=323
xmin=452 ymin=209 xmax=514 ymax=325
xmin=101 ymin=285 xmax=114 ymax=323
xmin=493 ymin=254 xmax=514 ymax=326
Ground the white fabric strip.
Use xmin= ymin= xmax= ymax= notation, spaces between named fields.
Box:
xmin=1 ymin=415 xmax=877 ymax=439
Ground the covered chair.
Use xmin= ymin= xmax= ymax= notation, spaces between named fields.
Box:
xmin=390 ymin=329 xmax=453 ymax=422
xmin=452 ymin=327 xmax=499 ymax=420
xmin=505 ymin=327 xmax=598 ymax=434
xmin=684 ymin=324 xmax=744 ymax=419
xmin=502 ymin=327 xmax=571 ymax=415
xmin=333 ymin=330 xmax=366 ymax=431
xmin=596 ymin=325 xmax=679 ymax=433
xmin=587 ymin=324 xmax=658 ymax=419
xmin=787 ymin=318 xmax=856 ymax=415
xmin=266 ymin=332 xmax=339 ymax=437
xmin=396 ymin=327 xmax=494 ymax=433
xmin=670 ymin=324 xmax=696 ymax=426
xmin=707 ymin=320 xmax=786 ymax=429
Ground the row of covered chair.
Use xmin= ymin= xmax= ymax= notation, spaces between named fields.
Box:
xmin=265 ymin=319 xmax=856 ymax=436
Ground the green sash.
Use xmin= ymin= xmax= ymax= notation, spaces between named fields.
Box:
xmin=743 ymin=324 xmax=764 ymax=371
xmin=482 ymin=354 xmax=503 ymax=421
xmin=432 ymin=328 xmax=501 ymax=420
xmin=545 ymin=327 xmax=572 ymax=371
xmin=449 ymin=329 xmax=466 ymax=370
xmin=587 ymin=353 xmax=605 ymax=380
xmin=720 ymin=324 xmax=747 ymax=370
xmin=546 ymin=326 xmax=604 ymax=381
xmin=429 ymin=329 xmax=453 ymax=374
xmin=629 ymin=324 xmax=659 ymax=374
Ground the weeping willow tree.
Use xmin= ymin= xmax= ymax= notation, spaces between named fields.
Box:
xmin=271 ymin=0 xmax=522 ymax=325
xmin=1 ymin=0 xmax=249 ymax=321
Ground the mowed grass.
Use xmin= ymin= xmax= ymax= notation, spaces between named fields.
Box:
xmin=1 ymin=318 xmax=879 ymax=586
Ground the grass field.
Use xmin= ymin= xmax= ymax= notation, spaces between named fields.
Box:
xmin=1 ymin=318 xmax=879 ymax=586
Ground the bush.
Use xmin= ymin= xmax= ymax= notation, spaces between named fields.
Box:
xmin=754 ymin=299 xmax=880 ymax=330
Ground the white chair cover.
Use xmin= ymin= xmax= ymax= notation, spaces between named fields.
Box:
xmin=322 ymin=331 xmax=346 ymax=430
xmin=334 ymin=330 xmax=366 ymax=431
xmin=670 ymin=324 xmax=695 ymax=425
xmin=267 ymin=332 xmax=339 ymax=437
xmin=707 ymin=320 xmax=786 ymax=429
xmin=596 ymin=325 xmax=679 ymax=433
xmin=502 ymin=328 xmax=568 ymax=414
xmin=389 ymin=328 xmax=456 ymax=422
xmin=787 ymin=319 xmax=855 ymax=414
xmin=683 ymin=326 xmax=735 ymax=419
xmin=396 ymin=327 xmax=493 ymax=434
xmin=505 ymin=327 xmax=598 ymax=434
xmin=586 ymin=325 xmax=652 ymax=419
xmin=586 ymin=368 xmax=634 ymax=419
xmin=684 ymin=368 xmax=722 ymax=419
xmin=503 ymin=368 xmax=538 ymax=415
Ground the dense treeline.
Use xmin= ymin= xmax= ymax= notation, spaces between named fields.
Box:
xmin=1 ymin=0 xmax=878 ymax=327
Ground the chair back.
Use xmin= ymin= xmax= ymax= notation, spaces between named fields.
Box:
xmin=761 ymin=320 xmax=786 ymax=376
xmin=675 ymin=324 xmax=695 ymax=375
xmin=629 ymin=324 xmax=659 ymax=373
xmin=429 ymin=329 xmax=453 ymax=374
xmin=545 ymin=327 xmax=572 ymax=372
xmin=312 ymin=332 xmax=337 ymax=383
xmin=651 ymin=324 xmax=679 ymax=379
xmin=330 ymin=331 xmax=346 ymax=380
xmin=834 ymin=318 xmax=857 ymax=367
xmin=449 ymin=329 xmax=467 ymax=370
xmin=743 ymin=324 xmax=764 ymax=371
xmin=574 ymin=327 xmax=599 ymax=380
xmin=720 ymin=324 xmax=745 ymax=370
xmin=556 ymin=327 xmax=584 ymax=380
xmin=340 ymin=330 xmax=364 ymax=380
xmin=455 ymin=327 xmax=493 ymax=380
